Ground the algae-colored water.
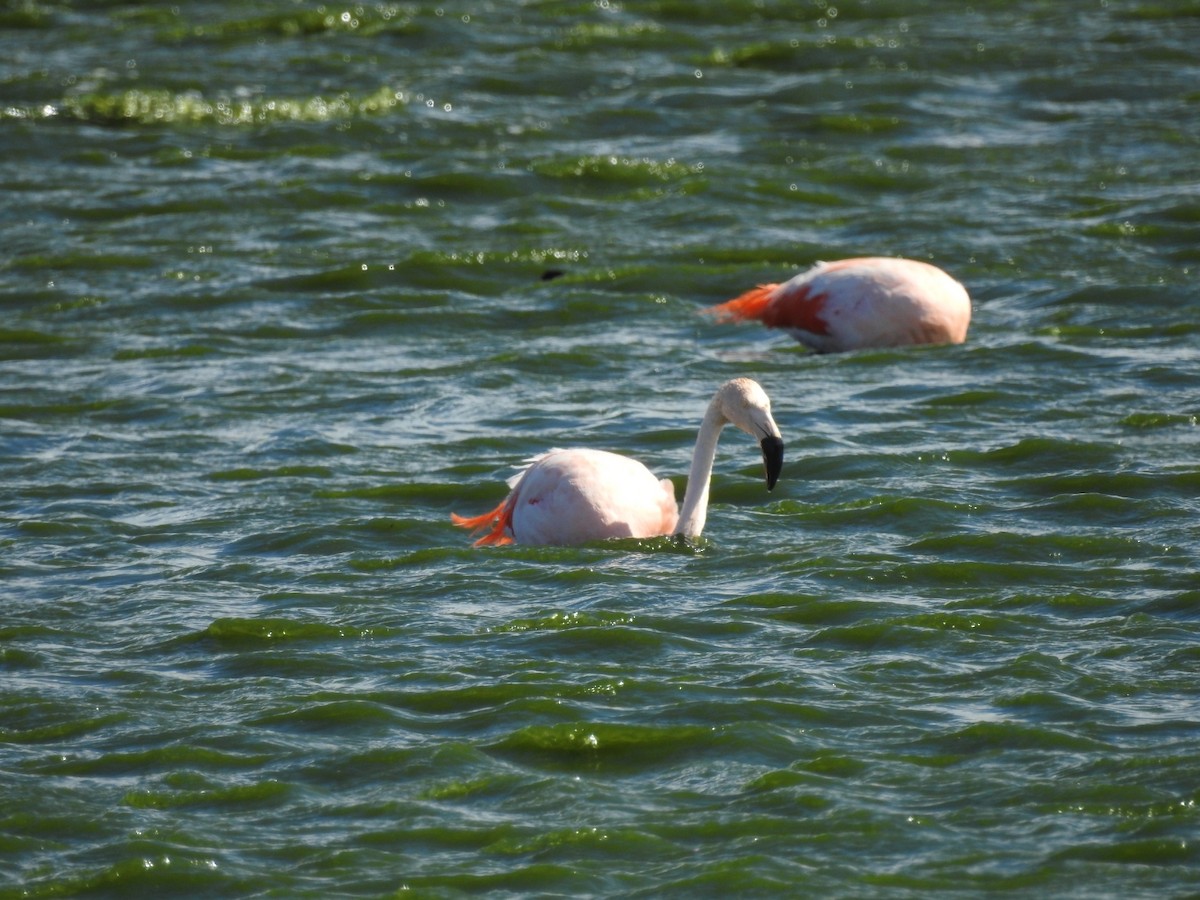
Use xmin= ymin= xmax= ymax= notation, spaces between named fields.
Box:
xmin=3 ymin=2 xmax=1199 ymax=896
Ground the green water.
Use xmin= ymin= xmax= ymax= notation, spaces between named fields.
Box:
xmin=3 ymin=1 xmax=1200 ymax=896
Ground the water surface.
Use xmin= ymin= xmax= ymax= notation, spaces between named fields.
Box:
xmin=2 ymin=1 xmax=1200 ymax=896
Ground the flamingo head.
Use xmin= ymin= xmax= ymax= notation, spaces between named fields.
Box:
xmin=717 ymin=377 xmax=784 ymax=491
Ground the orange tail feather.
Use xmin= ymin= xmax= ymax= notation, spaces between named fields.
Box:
xmin=704 ymin=283 xmax=780 ymax=323
xmin=451 ymin=497 xmax=515 ymax=546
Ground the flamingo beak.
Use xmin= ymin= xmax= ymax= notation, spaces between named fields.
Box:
xmin=760 ymin=436 xmax=784 ymax=491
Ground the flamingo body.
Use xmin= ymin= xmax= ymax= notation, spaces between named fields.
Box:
xmin=452 ymin=378 xmax=784 ymax=547
xmin=453 ymin=448 xmax=677 ymax=547
xmin=707 ymin=257 xmax=970 ymax=353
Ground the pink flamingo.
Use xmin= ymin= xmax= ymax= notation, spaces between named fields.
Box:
xmin=706 ymin=257 xmax=971 ymax=353
xmin=452 ymin=377 xmax=784 ymax=546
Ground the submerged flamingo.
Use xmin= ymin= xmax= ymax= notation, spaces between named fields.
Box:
xmin=706 ymin=257 xmax=970 ymax=353
xmin=451 ymin=377 xmax=784 ymax=547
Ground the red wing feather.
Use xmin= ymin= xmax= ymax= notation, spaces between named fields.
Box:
xmin=451 ymin=497 xmax=515 ymax=546
xmin=762 ymin=283 xmax=831 ymax=335
xmin=707 ymin=282 xmax=831 ymax=336
xmin=704 ymin=284 xmax=780 ymax=323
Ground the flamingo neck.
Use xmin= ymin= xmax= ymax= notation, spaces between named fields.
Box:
xmin=675 ymin=400 xmax=726 ymax=537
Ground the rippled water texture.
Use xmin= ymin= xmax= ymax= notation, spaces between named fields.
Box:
xmin=3 ymin=1 xmax=1200 ymax=896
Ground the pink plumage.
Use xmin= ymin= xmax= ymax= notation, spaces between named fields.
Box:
xmin=452 ymin=378 xmax=784 ymax=547
xmin=707 ymin=257 xmax=971 ymax=353
xmin=452 ymin=448 xmax=677 ymax=547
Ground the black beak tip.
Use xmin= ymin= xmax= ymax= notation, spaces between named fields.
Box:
xmin=760 ymin=436 xmax=784 ymax=491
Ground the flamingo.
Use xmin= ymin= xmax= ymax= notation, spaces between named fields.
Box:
xmin=706 ymin=257 xmax=971 ymax=353
xmin=451 ymin=377 xmax=784 ymax=547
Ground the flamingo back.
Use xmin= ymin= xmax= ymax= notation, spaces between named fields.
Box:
xmin=509 ymin=449 xmax=678 ymax=546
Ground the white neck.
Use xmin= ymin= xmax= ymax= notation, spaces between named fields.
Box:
xmin=674 ymin=399 xmax=726 ymax=537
